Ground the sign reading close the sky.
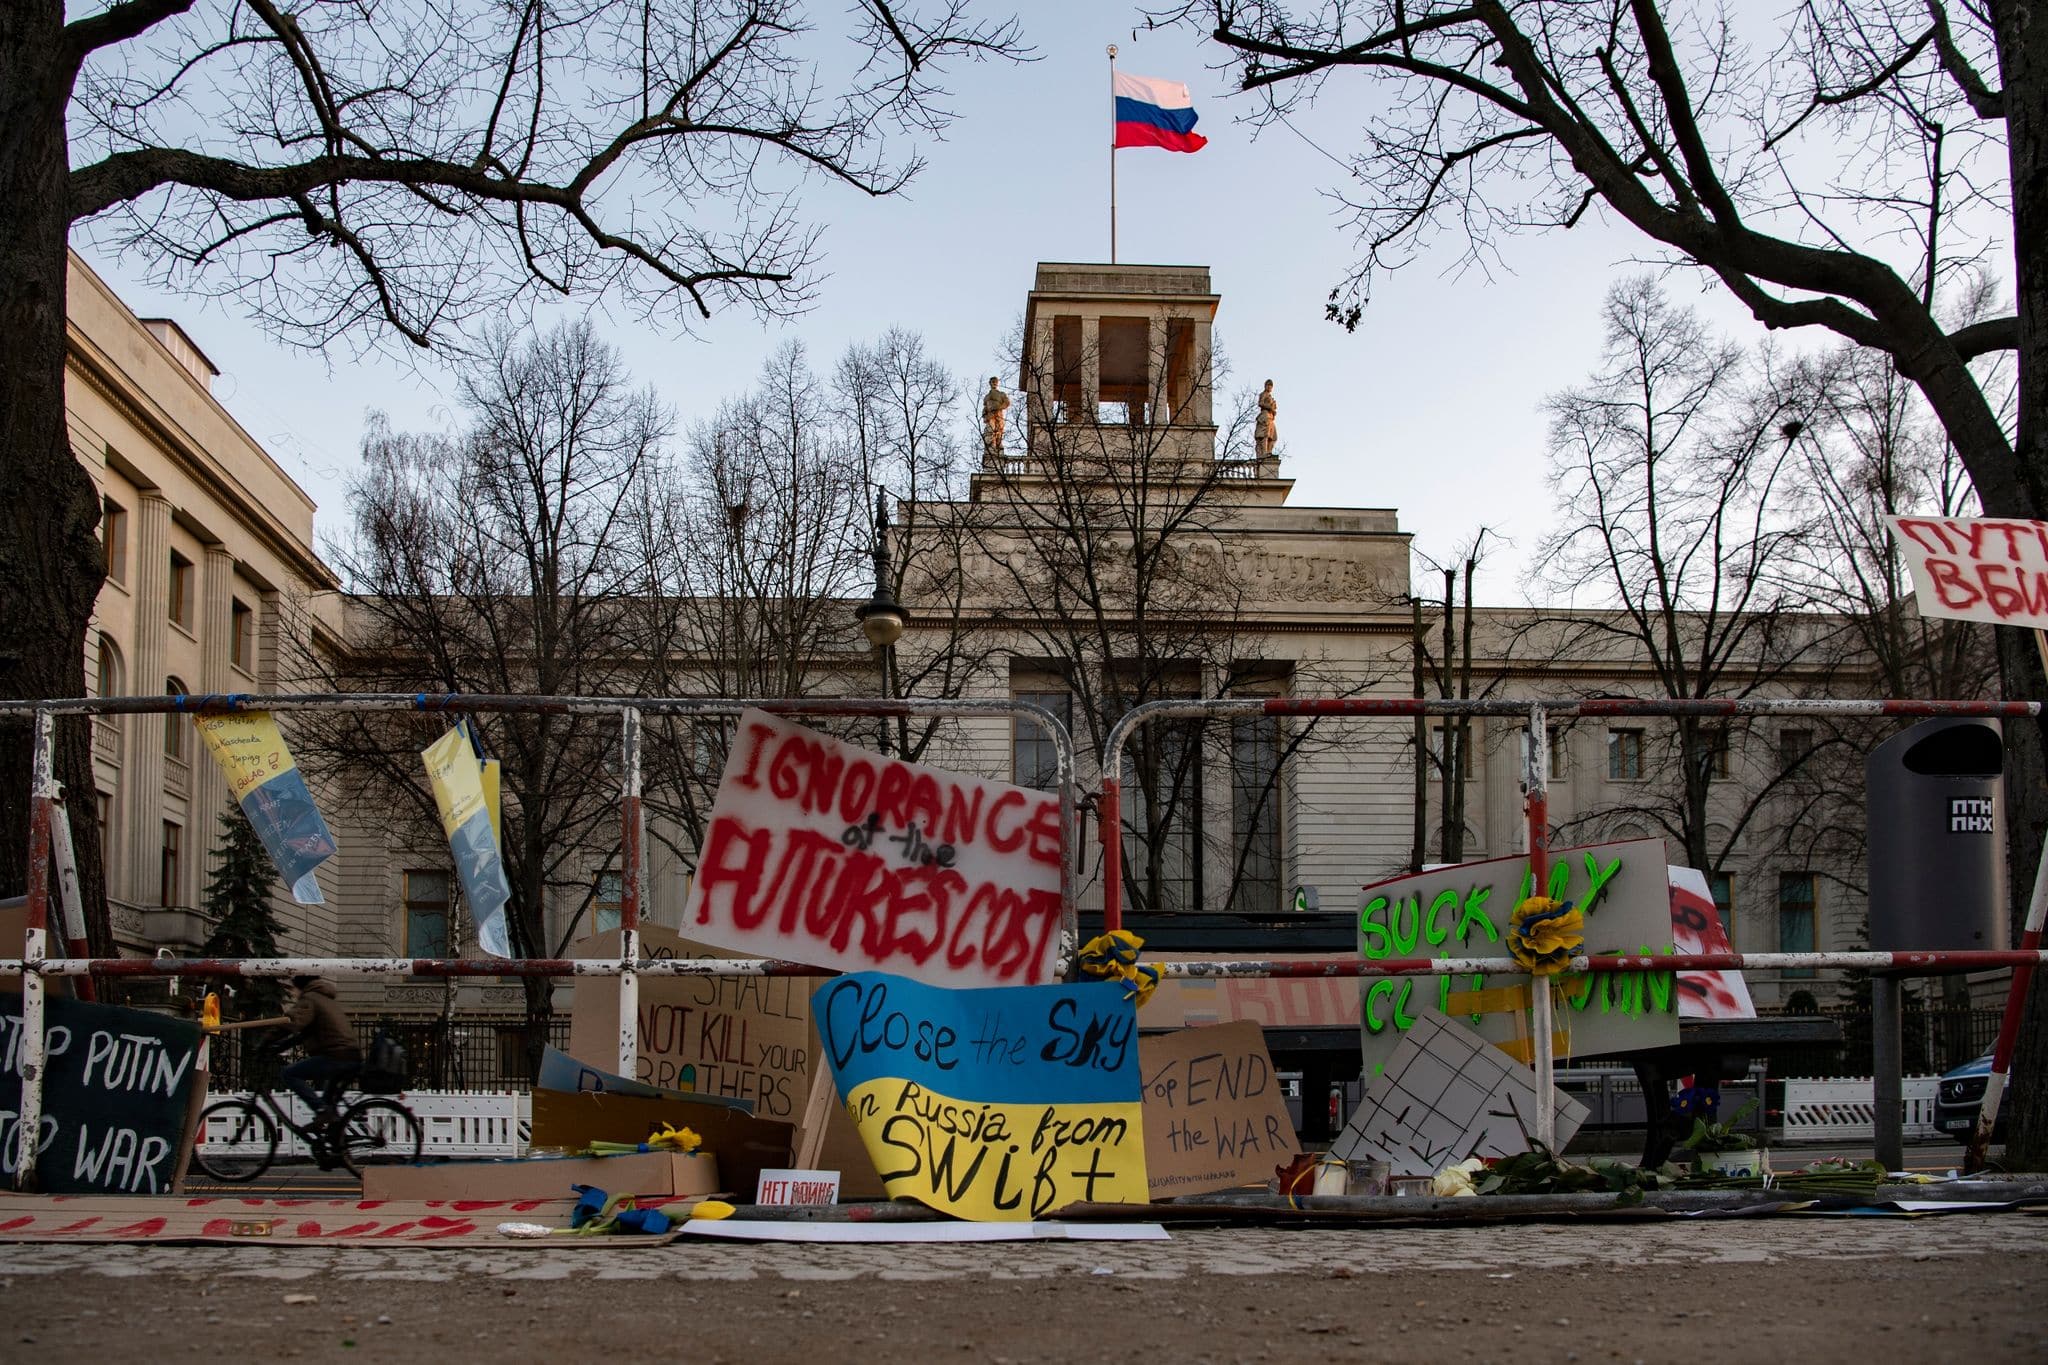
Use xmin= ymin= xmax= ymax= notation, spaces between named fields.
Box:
xmin=1356 ymin=839 xmax=1679 ymax=1075
xmin=814 ymin=973 xmax=1147 ymax=1221
xmin=1888 ymin=515 xmax=2048 ymax=630
xmin=681 ymin=710 xmax=1064 ymax=988
xmin=1 ymin=993 xmax=205 ymax=1194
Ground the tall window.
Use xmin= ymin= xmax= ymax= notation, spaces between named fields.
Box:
xmin=1012 ymin=689 xmax=1073 ymax=791
xmin=1778 ymin=872 xmax=1816 ymax=979
xmin=404 ymin=870 xmax=452 ymax=957
xmin=1703 ymin=726 xmax=1731 ymax=780
xmin=102 ymin=497 xmax=128 ymax=584
xmin=1230 ymin=715 xmax=1284 ymax=914
xmin=1778 ymin=727 xmax=1814 ymax=769
xmin=168 ymin=550 xmax=193 ymax=628
xmin=1709 ymin=871 xmax=1735 ymax=949
xmin=1123 ymin=723 xmax=1202 ymax=913
xmin=1429 ymin=724 xmax=1474 ymax=779
xmin=1518 ymin=725 xmax=1567 ymax=779
xmin=164 ymin=676 xmax=187 ymax=759
xmin=94 ymin=633 xmax=123 ymax=698
xmin=160 ymin=820 xmax=182 ymax=906
xmin=96 ymin=791 xmax=113 ymax=857
xmin=594 ymin=872 xmax=623 ymax=934
xmin=1607 ymin=728 xmax=1645 ymax=781
xmin=230 ymin=598 xmax=255 ymax=671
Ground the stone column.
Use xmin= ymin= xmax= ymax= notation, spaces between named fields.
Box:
xmin=1191 ymin=321 xmax=1216 ymax=427
xmin=1080 ymin=317 xmax=1101 ymax=419
xmin=127 ymin=491 xmax=171 ymax=906
xmin=196 ymin=544 xmax=235 ymax=867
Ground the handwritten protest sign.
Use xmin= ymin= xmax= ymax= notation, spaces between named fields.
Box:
xmin=193 ymin=711 xmax=335 ymax=904
xmin=1141 ymin=953 xmax=1361 ymax=1030
xmin=680 ymin=710 xmax=1064 ymax=988
xmin=1356 ymin=839 xmax=1678 ymax=1076
xmin=567 ymin=927 xmax=808 ymax=1120
xmin=2 ymin=994 xmax=205 ymax=1193
xmin=1139 ymin=1021 xmax=1299 ymax=1198
xmin=1332 ymin=1012 xmax=1589 ymax=1178
xmin=1888 ymin=515 xmax=2048 ymax=630
xmin=1669 ymin=866 xmax=1755 ymax=1021
xmin=815 ymin=972 xmax=1147 ymax=1221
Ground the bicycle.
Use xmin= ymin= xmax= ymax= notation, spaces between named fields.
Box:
xmin=193 ymin=1068 xmax=424 ymax=1182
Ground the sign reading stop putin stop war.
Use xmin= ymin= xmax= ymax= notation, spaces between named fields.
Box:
xmin=681 ymin=710 xmax=1064 ymax=988
xmin=1356 ymin=839 xmax=1679 ymax=1076
xmin=1888 ymin=515 xmax=2048 ymax=630
xmin=816 ymin=973 xmax=1148 ymax=1221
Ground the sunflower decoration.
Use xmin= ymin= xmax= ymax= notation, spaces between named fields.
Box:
xmin=1506 ymin=896 xmax=1584 ymax=975
xmin=1077 ymin=928 xmax=1163 ymax=1007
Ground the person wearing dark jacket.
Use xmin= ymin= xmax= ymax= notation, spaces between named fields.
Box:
xmin=262 ymin=976 xmax=363 ymax=1124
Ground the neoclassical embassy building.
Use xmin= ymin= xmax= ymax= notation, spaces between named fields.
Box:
xmin=64 ymin=255 xmax=1880 ymax=1017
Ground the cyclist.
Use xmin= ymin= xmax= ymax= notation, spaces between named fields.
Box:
xmin=237 ymin=975 xmax=363 ymax=1127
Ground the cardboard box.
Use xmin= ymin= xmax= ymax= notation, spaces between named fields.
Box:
xmin=529 ymin=1089 xmax=792 ymax=1198
xmin=361 ymin=1150 xmax=719 ymax=1203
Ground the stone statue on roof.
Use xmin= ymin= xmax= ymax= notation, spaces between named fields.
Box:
xmin=982 ymin=377 xmax=1011 ymax=463
xmin=1255 ymin=380 xmax=1279 ymax=460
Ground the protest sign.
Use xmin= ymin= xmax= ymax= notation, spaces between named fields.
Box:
xmin=815 ymin=972 xmax=1148 ymax=1221
xmin=1356 ymin=839 xmax=1679 ymax=1076
xmin=193 ymin=711 xmax=335 ymax=904
xmin=1141 ymin=953 xmax=1360 ymax=1030
xmin=1888 ymin=515 xmax=2048 ymax=630
xmin=1 ymin=993 xmax=205 ymax=1193
xmin=679 ymin=710 xmax=1063 ymax=988
xmin=536 ymin=1045 xmax=752 ymax=1111
xmin=567 ymin=927 xmax=810 ymax=1120
xmin=421 ymin=724 xmax=512 ymax=958
xmin=1139 ymin=1021 xmax=1299 ymax=1198
xmin=1669 ymin=866 xmax=1755 ymax=1021
xmin=1331 ymin=1012 xmax=1589 ymax=1178
xmin=755 ymin=1168 xmax=841 ymax=1205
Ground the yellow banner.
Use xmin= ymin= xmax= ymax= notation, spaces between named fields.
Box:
xmin=843 ymin=1077 xmax=1149 ymax=1221
xmin=193 ymin=711 xmax=298 ymax=802
xmin=422 ymin=725 xmax=487 ymax=839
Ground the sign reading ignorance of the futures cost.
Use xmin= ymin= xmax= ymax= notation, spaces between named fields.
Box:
xmin=816 ymin=973 xmax=1148 ymax=1221
xmin=681 ymin=710 xmax=1064 ymax=988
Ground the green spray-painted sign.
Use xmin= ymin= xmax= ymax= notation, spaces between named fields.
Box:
xmin=1355 ymin=839 xmax=1679 ymax=1076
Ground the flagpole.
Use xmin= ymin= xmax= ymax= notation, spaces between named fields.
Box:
xmin=1107 ymin=44 xmax=1118 ymax=264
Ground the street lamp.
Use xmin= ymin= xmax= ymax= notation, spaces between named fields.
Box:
xmin=853 ymin=491 xmax=909 ymax=753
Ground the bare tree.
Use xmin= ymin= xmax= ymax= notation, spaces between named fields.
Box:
xmin=0 ymin=0 xmax=1022 ymax=957
xmin=322 ymin=319 xmax=669 ymax=1047
xmin=1531 ymin=276 xmax=1848 ymax=883
xmin=1161 ymin=0 xmax=2048 ymax=1154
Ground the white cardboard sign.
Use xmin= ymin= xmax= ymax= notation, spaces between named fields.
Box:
xmin=678 ymin=709 xmax=1065 ymax=988
xmin=1888 ymin=514 xmax=2048 ymax=630
xmin=754 ymin=1167 xmax=841 ymax=1206
xmin=1331 ymin=1012 xmax=1590 ymax=1177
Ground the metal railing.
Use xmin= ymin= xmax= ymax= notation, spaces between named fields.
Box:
xmin=9 ymin=689 xmax=2047 ymax=1190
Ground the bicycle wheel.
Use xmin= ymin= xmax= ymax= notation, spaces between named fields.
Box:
xmin=192 ymin=1098 xmax=279 ymax=1183
xmin=336 ymin=1098 xmax=423 ymax=1175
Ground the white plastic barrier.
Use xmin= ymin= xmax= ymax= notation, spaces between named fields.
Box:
xmin=196 ymin=1091 xmax=530 ymax=1159
xmin=1779 ymin=1077 xmax=1939 ymax=1143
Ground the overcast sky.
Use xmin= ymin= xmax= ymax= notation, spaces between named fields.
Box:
xmin=76 ymin=2 xmax=1793 ymax=604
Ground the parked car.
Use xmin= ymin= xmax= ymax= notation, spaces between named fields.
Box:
xmin=1934 ymin=1054 xmax=2009 ymax=1142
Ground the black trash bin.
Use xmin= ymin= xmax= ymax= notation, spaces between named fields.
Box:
xmin=1864 ymin=718 xmax=2008 ymax=951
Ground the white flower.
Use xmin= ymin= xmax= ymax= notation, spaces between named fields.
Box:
xmin=1431 ymin=1157 xmax=1486 ymax=1197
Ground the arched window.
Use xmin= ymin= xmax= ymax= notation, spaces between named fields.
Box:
xmin=94 ymin=634 xmax=123 ymax=698
xmin=164 ymin=676 xmax=187 ymax=759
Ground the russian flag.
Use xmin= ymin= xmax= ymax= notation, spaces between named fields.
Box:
xmin=1112 ymin=72 xmax=1208 ymax=153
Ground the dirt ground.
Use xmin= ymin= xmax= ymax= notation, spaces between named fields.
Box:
xmin=3 ymin=1228 xmax=2044 ymax=1364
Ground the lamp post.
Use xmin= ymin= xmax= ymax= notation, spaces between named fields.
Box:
xmin=853 ymin=491 xmax=909 ymax=755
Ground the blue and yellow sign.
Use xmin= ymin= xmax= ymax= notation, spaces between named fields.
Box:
xmin=815 ymin=973 xmax=1149 ymax=1221
xmin=193 ymin=711 xmax=336 ymax=905
xmin=421 ymin=724 xmax=513 ymax=958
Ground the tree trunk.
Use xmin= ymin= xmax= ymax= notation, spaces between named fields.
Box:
xmin=1988 ymin=0 xmax=2048 ymax=1171
xmin=0 ymin=3 xmax=115 ymax=960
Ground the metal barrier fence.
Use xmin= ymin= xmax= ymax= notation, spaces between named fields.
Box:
xmin=204 ymin=1018 xmax=574 ymax=1093
xmin=9 ymin=689 xmax=2048 ymax=1190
